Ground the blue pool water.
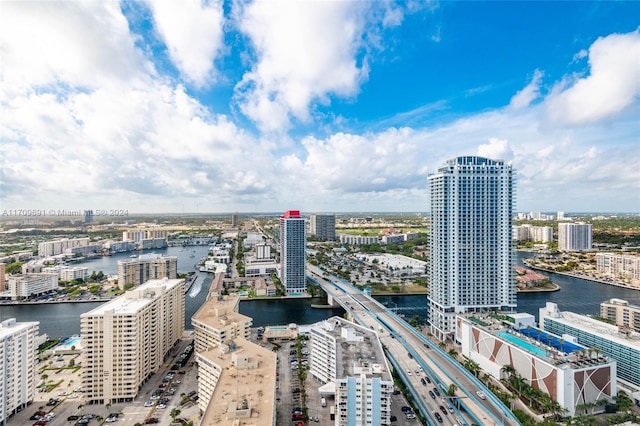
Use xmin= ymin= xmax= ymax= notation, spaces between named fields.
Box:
xmin=268 ymin=326 xmax=289 ymax=330
xmin=497 ymin=331 xmax=548 ymax=357
xmin=517 ymin=328 xmax=582 ymax=354
xmin=60 ymin=336 xmax=81 ymax=348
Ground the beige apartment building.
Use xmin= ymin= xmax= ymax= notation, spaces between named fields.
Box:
xmin=192 ymin=295 xmax=276 ymax=425
xmin=601 ymin=298 xmax=640 ymax=333
xmin=191 ymin=294 xmax=251 ymax=353
xmin=117 ymin=254 xmax=177 ymax=289
xmin=8 ymin=273 xmax=58 ymax=300
xmin=80 ymin=278 xmax=185 ymax=404
xmin=0 ymin=318 xmax=39 ymax=425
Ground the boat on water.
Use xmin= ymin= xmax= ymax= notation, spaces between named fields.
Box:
xmin=130 ymin=255 xmax=137 ymax=258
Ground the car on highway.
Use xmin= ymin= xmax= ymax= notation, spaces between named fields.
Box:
xmin=429 ymin=390 xmax=436 ymax=399
xmin=420 ymin=378 xmax=427 ymax=386
xmin=447 ymin=404 xmax=454 ymax=413
xmin=425 ymin=375 xmax=431 ymax=383
xmin=476 ymin=391 xmax=486 ymax=400
xmin=433 ymin=387 xmax=440 ymax=397
xmin=434 ymin=412 xmax=443 ymax=423
xmin=406 ymin=370 xmax=411 ymax=376
xmin=439 ymin=405 xmax=448 ymax=415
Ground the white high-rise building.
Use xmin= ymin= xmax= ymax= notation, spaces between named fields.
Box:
xmin=280 ymin=210 xmax=306 ymax=293
xmin=309 ymin=317 xmax=393 ymax=426
xmin=558 ymin=223 xmax=592 ymax=252
xmin=80 ymin=279 xmax=185 ymax=404
xmin=0 ymin=318 xmax=39 ymax=425
xmin=428 ymin=156 xmax=516 ymax=341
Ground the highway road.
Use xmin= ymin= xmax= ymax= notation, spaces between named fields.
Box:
xmin=308 ymin=265 xmax=520 ymax=426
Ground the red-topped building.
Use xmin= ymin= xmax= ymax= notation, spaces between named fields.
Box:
xmin=280 ymin=210 xmax=306 ymax=293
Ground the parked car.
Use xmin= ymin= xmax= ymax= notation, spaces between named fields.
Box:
xmin=476 ymin=391 xmax=486 ymax=400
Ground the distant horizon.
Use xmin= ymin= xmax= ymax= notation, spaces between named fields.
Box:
xmin=2 ymin=210 xmax=639 ymax=220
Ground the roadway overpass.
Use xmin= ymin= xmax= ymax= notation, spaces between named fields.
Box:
xmin=308 ymin=265 xmax=520 ymax=426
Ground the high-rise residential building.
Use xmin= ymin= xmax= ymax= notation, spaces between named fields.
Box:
xmin=192 ymin=295 xmax=276 ymax=425
xmin=122 ymin=230 xmax=145 ymax=242
xmin=428 ymin=156 xmax=516 ymax=341
xmin=557 ymin=211 xmax=565 ymax=220
xmin=540 ymin=302 xmax=640 ymax=391
xmin=512 ymin=225 xmax=554 ymax=243
xmin=117 ymin=253 xmax=177 ymax=289
xmin=309 ymin=317 xmax=393 ymax=426
xmin=80 ymin=278 xmax=185 ymax=404
xmin=231 ymin=212 xmax=238 ymax=227
xmin=280 ymin=210 xmax=306 ymax=293
xmin=38 ymin=237 xmax=90 ymax=257
xmin=309 ymin=214 xmax=336 ymax=241
xmin=558 ymin=222 xmax=592 ymax=252
xmin=7 ymin=273 xmax=58 ymax=300
xmin=0 ymin=263 xmax=5 ymax=292
xmin=600 ymin=298 xmax=640 ymax=333
xmin=0 ymin=318 xmax=39 ymax=425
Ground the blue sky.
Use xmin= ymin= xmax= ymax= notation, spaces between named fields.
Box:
xmin=1 ymin=1 xmax=639 ymax=214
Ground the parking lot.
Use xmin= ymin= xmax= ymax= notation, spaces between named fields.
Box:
xmin=10 ymin=332 xmax=202 ymax=426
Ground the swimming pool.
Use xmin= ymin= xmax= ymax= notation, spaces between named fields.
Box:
xmin=60 ymin=336 xmax=81 ymax=349
xmin=497 ymin=331 xmax=547 ymax=357
xmin=268 ymin=326 xmax=289 ymax=331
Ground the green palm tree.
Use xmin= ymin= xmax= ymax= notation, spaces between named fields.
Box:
xmin=448 ymin=348 xmax=458 ymax=359
xmin=445 ymin=383 xmax=458 ymax=397
xmin=501 ymin=364 xmax=516 ymax=380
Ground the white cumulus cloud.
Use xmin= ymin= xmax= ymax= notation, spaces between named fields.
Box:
xmin=477 ymin=138 xmax=514 ymax=162
xmin=545 ymin=29 xmax=640 ymax=125
xmin=147 ymin=0 xmax=225 ymax=86
xmin=510 ymin=69 xmax=543 ymax=109
xmin=234 ymin=0 xmax=371 ymax=132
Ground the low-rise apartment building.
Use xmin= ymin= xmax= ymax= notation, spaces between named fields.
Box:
xmin=7 ymin=273 xmax=58 ymax=300
xmin=600 ymin=298 xmax=640 ymax=333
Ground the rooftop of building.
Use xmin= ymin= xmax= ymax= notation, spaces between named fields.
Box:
xmin=312 ymin=316 xmax=391 ymax=381
xmin=542 ymin=303 xmax=640 ymax=348
xmin=192 ymin=294 xmax=252 ymax=328
xmin=199 ymin=338 xmax=277 ymax=426
xmin=602 ymin=298 xmax=640 ymax=309
xmin=0 ymin=318 xmax=38 ymax=338
xmin=81 ymin=278 xmax=183 ymax=316
xmin=459 ymin=312 xmax=617 ymax=370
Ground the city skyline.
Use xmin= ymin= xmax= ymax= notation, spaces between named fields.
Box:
xmin=1 ymin=2 xmax=639 ymax=214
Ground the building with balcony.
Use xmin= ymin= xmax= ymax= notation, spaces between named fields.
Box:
xmin=600 ymin=299 xmax=640 ymax=333
xmin=309 ymin=214 xmax=336 ymax=241
xmin=192 ymin=295 xmax=252 ymax=354
xmin=7 ymin=273 xmax=58 ymax=300
xmin=596 ymin=254 xmax=640 ymax=286
xmin=38 ymin=237 xmax=90 ymax=257
xmin=117 ymin=254 xmax=177 ymax=289
xmin=280 ymin=210 xmax=306 ymax=293
xmin=309 ymin=317 xmax=393 ymax=426
xmin=193 ymin=295 xmax=276 ymax=425
xmin=80 ymin=278 xmax=185 ymax=404
xmin=428 ymin=156 xmax=516 ymax=341
xmin=558 ymin=223 xmax=592 ymax=252
xmin=540 ymin=302 xmax=640 ymax=392
xmin=0 ymin=318 xmax=38 ymax=425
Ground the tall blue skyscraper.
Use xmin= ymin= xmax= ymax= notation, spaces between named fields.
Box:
xmin=428 ymin=156 xmax=516 ymax=341
xmin=280 ymin=210 xmax=306 ymax=293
